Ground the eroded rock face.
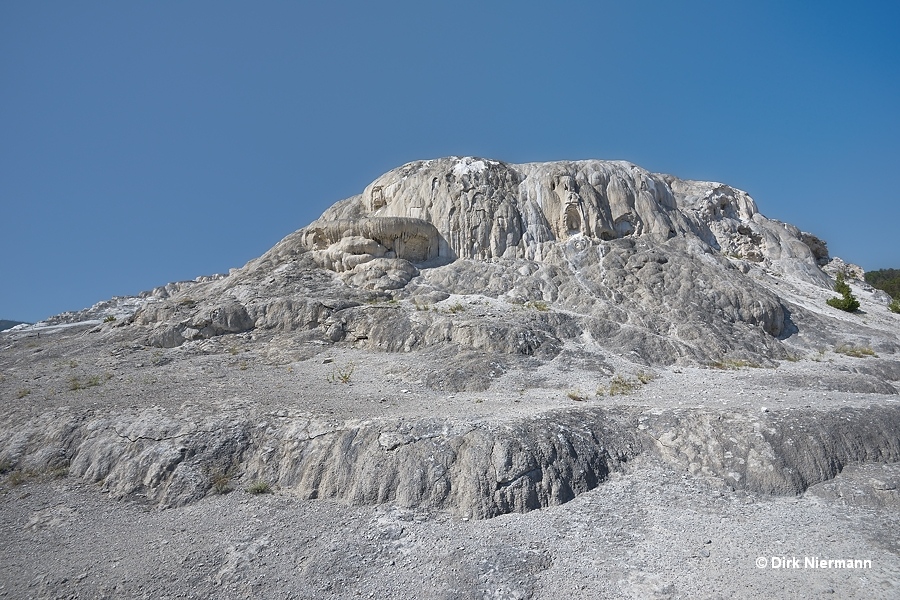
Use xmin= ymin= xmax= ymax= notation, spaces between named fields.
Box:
xmin=5 ymin=404 xmax=899 ymax=516
xmin=3 ymin=155 xmax=899 ymax=526
xmin=138 ymin=300 xmax=254 ymax=348
xmin=311 ymin=157 xmax=826 ymax=272
xmin=124 ymin=157 xmax=846 ymax=366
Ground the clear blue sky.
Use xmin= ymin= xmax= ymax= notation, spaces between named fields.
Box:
xmin=2 ymin=1 xmax=898 ymax=323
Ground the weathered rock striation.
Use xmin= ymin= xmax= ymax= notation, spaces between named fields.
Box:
xmin=127 ymin=157 xmax=868 ymax=368
xmin=6 ymin=401 xmax=900 ymax=517
xmin=3 ymin=156 xmax=899 ymax=526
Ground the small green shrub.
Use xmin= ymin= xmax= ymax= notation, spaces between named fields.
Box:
xmin=834 ymin=344 xmax=876 ymax=358
xmin=103 ymin=315 xmax=116 ymax=323
xmin=890 ymin=298 xmax=900 ymax=314
xmin=826 ymin=273 xmax=860 ymax=312
xmin=826 ymin=295 xmax=860 ymax=312
xmin=246 ymin=481 xmax=272 ymax=495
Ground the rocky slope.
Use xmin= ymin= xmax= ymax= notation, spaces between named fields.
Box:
xmin=106 ymin=158 xmax=888 ymax=370
xmin=0 ymin=320 xmax=27 ymax=332
xmin=2 ymin=157 xmax=900 ymax=598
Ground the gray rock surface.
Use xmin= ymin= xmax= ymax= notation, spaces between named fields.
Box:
xmin=2 ymin=156 xmax=899 ymax=598
xmin=106 ymin=157 xmax=876 ymax=370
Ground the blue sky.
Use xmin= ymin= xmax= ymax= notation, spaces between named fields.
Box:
xmin=2 ymin=1 xmax=898 ymax=322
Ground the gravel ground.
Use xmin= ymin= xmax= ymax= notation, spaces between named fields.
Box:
xmin=2 ymin=323 xmax=899 ymax=599
xmin=2 ymin=456 xmax=898 ymax=599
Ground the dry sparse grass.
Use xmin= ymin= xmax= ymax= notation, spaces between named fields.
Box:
xmin=246 ymin=481 xmax=272 ymax=495
xmin=833 ymin=344 xmax=876 ymax=358
xmin=327 ymin=363 xmax=355 ymax=384
xmin=448 ymin=302 xmax=466 ymax=314
xmin=210 ymin=469 xmax=233 ymax=495
xmin=3 ymin=465 xmax=66 ymax=486
xmin=567 ymin=389 xmax=587 ymax=402
xmin=68 ymin=375 xmax=102 ymax=391
xmin=596 ymin=372 xmax=655 ymax=397
xmin=525 ymin=300 xmax=549 ymax=312
xmin=7 ymin=470 xmax=28 ymax=486
xmin=635 ymin=370 xmax=655 ymax=384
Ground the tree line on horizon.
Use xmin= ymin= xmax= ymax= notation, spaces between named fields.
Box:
xmin=866 ymin=269 xmax=900 ymax=300
xmin=0 ymin=320 xmax=28 ymax=332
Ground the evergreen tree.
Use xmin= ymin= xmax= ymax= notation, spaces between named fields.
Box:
xmin=826 ymin=272 xmax=860 ymax=312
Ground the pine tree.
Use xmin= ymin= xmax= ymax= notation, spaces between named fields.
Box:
xmin=826 ymin=272 xmax=860 ymax=312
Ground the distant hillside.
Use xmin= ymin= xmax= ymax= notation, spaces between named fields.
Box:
xmin=0 ymin=320 xmax=28 ymax=331
xmin=866 ymin=269 xmax=900 ymax=299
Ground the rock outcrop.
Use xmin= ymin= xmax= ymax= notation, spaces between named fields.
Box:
xmin=313 ymin=157 xmax=826 ymax=272
xmin=123 ymin=157 xmax=848 ymax=369
xmin=5 ymin=403 xmax=899 ymax=517
xmin=2 ymin=155 xmax=899 ymax=529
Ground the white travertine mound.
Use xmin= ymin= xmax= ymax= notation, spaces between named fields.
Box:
xmin=118 ymin=156 xmax=889 ymax=369
xmin=3 ymin=158 xmax=900 ymax=600
xmin=309 ymin=157 xmax=826 ymax=279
